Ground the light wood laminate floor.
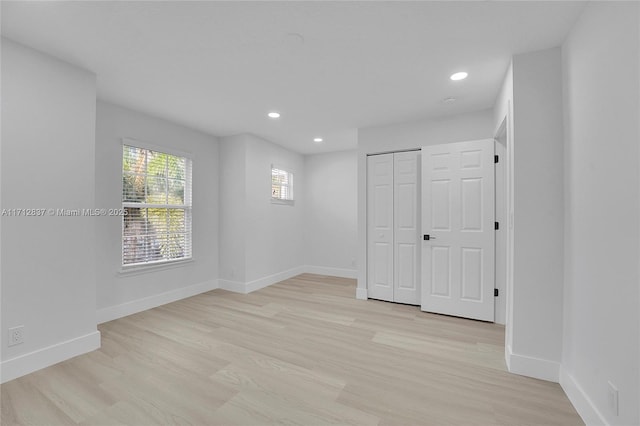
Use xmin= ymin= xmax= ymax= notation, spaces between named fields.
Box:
xmin=1 ymin=274 xmax=582 ymax=425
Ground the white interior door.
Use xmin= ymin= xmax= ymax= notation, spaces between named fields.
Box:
xmin=367 ymin=154 xmax=394 ymax=302
xmin=421 ymin=140 xmax=495 ymax=321
xmin=393 ymin=151 xmax=420 ymax=305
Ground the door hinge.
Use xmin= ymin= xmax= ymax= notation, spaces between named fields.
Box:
xmin=494 ymin=289 xmax=499 ymax=297
xmin=494 ymin=155 xmax=499 ymax=164
xmin=495 ymin=222 xmax=499 ymax=230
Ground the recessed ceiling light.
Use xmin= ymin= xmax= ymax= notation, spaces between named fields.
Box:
xmin=267 ymin=112 xmax=281 ymax=119
xmin=443 ymin=97 xmax=457 ymax=103
xmin=450 ymin=72 xmax=468 ymax=81
xmin=313 ymin=138 xmax=323 ymax=143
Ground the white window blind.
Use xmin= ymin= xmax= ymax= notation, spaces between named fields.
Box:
xmin=271 ymin=167 xmax=294 ymax=201
xmin=122 ymin=144 xmax=192 ymax=267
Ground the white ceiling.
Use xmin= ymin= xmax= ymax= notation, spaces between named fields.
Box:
xmin=1 ymin=1 xmax=585 ymax=154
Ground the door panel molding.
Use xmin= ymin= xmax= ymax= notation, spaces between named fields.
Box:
xmin=366 ymin=151 xmax=420 ymax=305
xmin=421 ymin=139 xmax=495 ymax=321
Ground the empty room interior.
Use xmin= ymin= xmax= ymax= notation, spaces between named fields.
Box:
xmin=1 ymin=1 xmax=639 ymax=425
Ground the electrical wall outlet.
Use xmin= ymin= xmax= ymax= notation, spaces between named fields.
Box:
xmin=8 ymin=325 xmax=24 ymax=346
xmin=607 ymin=381 xmax=619 ymax=416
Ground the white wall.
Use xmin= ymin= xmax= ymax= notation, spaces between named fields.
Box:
xmin=0 ymin=39 xmax=99 ymax=382
xmin=219 ymin=134 xmax=247 ymax=283
xmin=508 ymin=47 xmax=565 ymax=381
xmin=95 ymin=101 xmax=220 ymax=322
xmin=359 ymin=110 xmax=494 ymax=153
xmin=304 ymin=150 xmax=358 ymax=278
xmin=561 ymin=3 xmax=639 ymax=424
xmin=357 ymin=109 xmax=495 ymax=300
xmin=219 ymin=133 xmax=305 ymax=291
xmin=493 ymin=62 xmax=513 ymax=137
xmin=244 ymin=134 xmax=305 ymax=283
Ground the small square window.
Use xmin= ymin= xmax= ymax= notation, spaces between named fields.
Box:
xmin=271 ymin=167 xmax=293 ymax=201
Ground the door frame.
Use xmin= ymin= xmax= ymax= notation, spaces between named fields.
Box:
xmin=495 ymin=104 xmax=515 ymax=359
xmin=361 ymin=144 xmax=509 ymax=322
xmin=494 ymin=127 xmax=507 ymax=325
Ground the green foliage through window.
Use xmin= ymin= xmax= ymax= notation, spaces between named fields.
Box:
xmin=122 ymin=144 xmax=192 ymax=266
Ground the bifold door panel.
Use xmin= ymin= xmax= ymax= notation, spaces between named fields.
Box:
xmin=367 ymin=154 xmax=394 ymax=301
xmin=393 ymin=152 xmax=420 ymax=304
xmin=367 ymin=151 xmax=420 ymax=305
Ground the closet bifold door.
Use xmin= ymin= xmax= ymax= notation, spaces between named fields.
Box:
xmin=367 ymin=151 xmax=420 ymax=305
xmin=367 ymin=153 xmax=394 ymax=302
xmin=393 ymin=151 xmax=420 ymax=305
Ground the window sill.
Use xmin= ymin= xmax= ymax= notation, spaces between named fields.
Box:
xmin=119 ymin=258 xmax=193 ymax=276
xmin=271 ymin=198 xmax=295 ymax=206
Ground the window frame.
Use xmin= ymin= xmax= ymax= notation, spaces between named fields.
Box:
xmin=121 ymin=138 xmax=193 ymax=270
xmin=271 ymin=165 xmax=295 ymax=204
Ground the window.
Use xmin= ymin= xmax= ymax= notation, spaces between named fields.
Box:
xmin=122 ymin=143 xmax=192 ymax=267
xmin=271 ymin=166 xmax=294 ymax=201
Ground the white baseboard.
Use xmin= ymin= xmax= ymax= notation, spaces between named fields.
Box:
xmin=97 ymin=279 xmax=219 ymax=324
xmin=559 ymin=367 xmax=608 ymax=426
xmin=220 ymin=266 xmax=306 ymax=294
xmin=356 ymin=287 xmax=368 ymax=300
xmin=219 ymin=279 xmax=246 ymax=293
xmin=221 ymin=266 xmax=356 ymax=294
xmin=246 ymin=266 xmax=306 ymax=293
xmin=304 ymin=265 xmax=358 ymax=279
xmin=506 ymin=345 xmax=560 ymax=382
xmin=98 ymin=265 xmax=356 ymax=323
xmin=0 ymin=330 xmax=100 ymax=384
